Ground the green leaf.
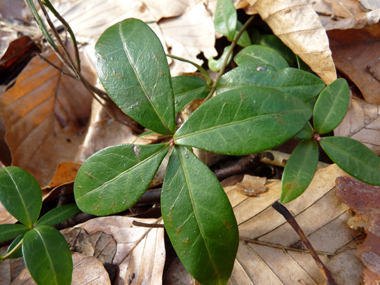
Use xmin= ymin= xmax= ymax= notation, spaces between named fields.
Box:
xmin=162 ymin=146 xmax=238 ymax=285
xmin=0 ymin=167 xmax=42 ymax=228
xmin=217 ymin=66 xmax=325 ymax=102
xmin=234 ymin=45 xmax=289 ymax=71
xmin=293 ymin=122 xmax=314 ymax=140
xmin=173 ymin=76 xmax=210 ymax=113
xmin=235 ymin=21 xmax=251 ymax=47
xmin=35 ymin=204 xmax=80 ymax=227
xmin=214 ymin=0 xmax=237 ymax=41
xmin=209 ymin=45 xmax=233 ymax=72
xmin=256 ymin=35 xmax=295 ymax=65
xmin=280 ymin=140 xmax=319 ymax=203
xmin=74 ymin=144 xmax=169 ymax=216
xmin=0 ymin=224 xmax=29 ymax=243
xmin=174 ymin=86 xmax=312 ymax=155
xmin=320 ymin=136 xmax=380 ymax=185
xmin=296 ymin=55 xmax=313 ymax=73
xmin=95 ymin=18 xmax=175 ymax=135
xmin=313 ymin=78 xmax=350 ymax=134
xmin=7 ymin=234 xmax=24 ymax=259
xmin=23 ymin=225 xmax=72 ymax=285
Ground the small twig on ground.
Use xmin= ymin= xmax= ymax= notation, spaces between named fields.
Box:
xmin=272 ymin=201 xmax=338 ymax=285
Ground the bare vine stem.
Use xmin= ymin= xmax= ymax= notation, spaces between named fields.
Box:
xmin=204 ymin=15 xmax=255 ymax=101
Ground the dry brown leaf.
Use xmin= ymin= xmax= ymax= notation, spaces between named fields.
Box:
xmin=234 ymin=175 xmax=267 ymax=197
xmin=10 ymin=252 xmax=111 ymax=285
xmin=324 ymin=9 xmax=380 ymax=30
xmin=246 ymin=0 xmax=337 ymax=84
xmin=334 ymin=97 xmax=380 ymax=155
xmin=360 ymin=0 xmax=380 ymax=11
xmin=0 ymin=201 xmax=16 ymax=225
xmin=0 ymin=246 xmax=25 ymax=284
xmin=336 ymin=176 xmax=380 ymax=284
xmin=159 ymin=2 xmax=217 ymax=75
xmin=224 ymin=164 xmax=364 ymax=284
xmin=0 ymin=49 xmax=94 ymax=187
xmin=327 ymin=22 xmax=380 ymax=104
xmin=60 ymin=216 xmax=165 ymax=285
xmin=141 ymin=0 xmax=202 ymax=20
xmin=48 ymin=161 xmax=81 ymax=188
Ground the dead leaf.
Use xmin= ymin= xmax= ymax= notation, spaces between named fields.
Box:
xmin=48 ymin=161 xmax=82 ymax=188
xmin=141 ymin=0 xmax=202 ymax=20
xmin=336 ymin=176 xmax=380 ymax=283
xmin=0 ymin=48 xmax=94 ymax=187
xmin=159 ymin=2 xmax=217 ymax=75
xmin=224 ymin=164 xmax=364 ymax=284
xmin=234 ymin=175 xmax=267 ymax=197
xmin=0 ymin=202 xmax=16 ymax=225
xmin=327 ymin=21 xmax=380 ymax=104
xmin=324 ymin=9 xmax=380 ymax=30
xmin=60 ymin=216 xmax=165 ymax=285
xmin=334 ymin=96 xmax=380 ymax=155
xmin=11 ymin=252 xmax=111 ymax=285
xmin=0 ymin=246 xmax=25 ymax=284
xmin=360 ymin=0 xmax=380 ymax=11
xmin=246 ymin=0 xmax=337 ymax=84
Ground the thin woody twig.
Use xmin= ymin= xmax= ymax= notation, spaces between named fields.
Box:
xmin=272 ymin=201 xmax=338 ymax=285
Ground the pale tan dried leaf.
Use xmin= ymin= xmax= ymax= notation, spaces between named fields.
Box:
xmin=141 ymin=0 xmax=202 ymax=20
xmin=246 ymin=0 xmax=337 ymax=84
xmin=0 ymin=246 xmax=25 ymax=284
xmin=159 ymin=2 xmax=217 ymax=76
xmin=360 ymin=0 xmax=380 ymax=11
xmin=60 ymin=216 xmax=165 ymax=285
xmin=10 ymin=252 xmax=111 ymax=285
xmin=0 ymin=49 xmax=94 ymax=187
xmin=235 ymin=175 xmax=267 ymax=197
xmin=0 ymin=202 xmax=16 ymax=224
xmin=334 ymin=97 xmax=380 ymax=155
xmin=324 ymin=9 xmax=380 ymax=30
xmin=225 ymin=164 xmax=364 ymax=284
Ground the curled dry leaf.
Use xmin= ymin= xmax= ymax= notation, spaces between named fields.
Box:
xmin=246 ymin=0 xmax=337 ymax=84
xmin=48 ymin=161 xmax=82 ymax=188
xmin=60 ymin=216 xmax=165 ymax=285
xmin=0 ymin=49 xmax=94 ymax=187
xmin=334 ymin=97 xmax=380 ymax=155
xmin=327 ymin=18 xmax=380 ymax=104
xmin=223 ymin=164 xmax=364 ymax=284
xmin=336 ymin=176 xmax=380 ymax=285
xmin=234 ymin=175 xmax=267 ymax=197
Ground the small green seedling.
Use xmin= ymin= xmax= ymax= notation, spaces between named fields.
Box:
xmin=0 ymin=166 xmax=79 ymax=285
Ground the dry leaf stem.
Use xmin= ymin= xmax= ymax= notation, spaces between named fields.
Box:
xmin=272 ymin=201 xmax=338 ymax=285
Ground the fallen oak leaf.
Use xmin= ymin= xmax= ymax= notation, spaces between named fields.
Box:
xmin=245 ymin=0 xmax=337 ymax=84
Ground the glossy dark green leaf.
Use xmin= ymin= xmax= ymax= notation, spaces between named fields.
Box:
xmin=174 ymin=86 xmax=312 ymax=155
xmin=235 ymin=21 xmax=251 ymax=47
xmin=234 ymin=45 xmax=289 ymax=71
xmin=320 ymin=136 xmax=380 ymax=185
xmin=209 ymin=46 xmax=233 ymax=72
xmin=281 ymin=140 xmax=319 ymax=203
xmin=35 ymin=204 xmax=80 ymax=227
xmin=313 ymin=79 xmax=350 ymax=134
xmin=74 ymin=144 xmax=168 ymax=216
xmin=173 ymin=76 xmax=210 ymax=113
xmin=0 ymin=224 xmax=29 ymax=243
xmin=256 ymin=35 xmax=295 ymax=65
xmin=95 ymin=18 xmax=175 ymax=135
xmin=293 ymin=122 xmax=314 ymax=140
xmin=23 ymin=225 xmax=72 ymax=285
xmin=0 ymin=167 xmax=42 ymax=228
xmin=7 ymin=234 xmax=24 ymax=259
xmin=162 ymin=146 xmax=238 ymax=285
xmin=214 ymin=0 xmax=237 ymax=41
xmin=217 ymin=66 xmax=325 ymax=102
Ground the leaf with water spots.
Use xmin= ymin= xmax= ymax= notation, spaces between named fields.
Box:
xmin=174 ymin=86 xmax=312 ymax=155
xmin=95 ymin=18 xmax=175 ymax=135
xmin=74 ymin=144 xmax=169 ymax=216
xmin=161 ymin=145 xmax=239 ymax=285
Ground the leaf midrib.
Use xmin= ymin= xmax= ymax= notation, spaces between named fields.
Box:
xmin=118 ymin=23 xmax=171 ymax=134
xmin=175 ymin=110 xmax=300 ymax=140
xmin=77 ymin=146 xmax=167 ymax=200
xmin=178 ymin=146 xmax=222 ymax=282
